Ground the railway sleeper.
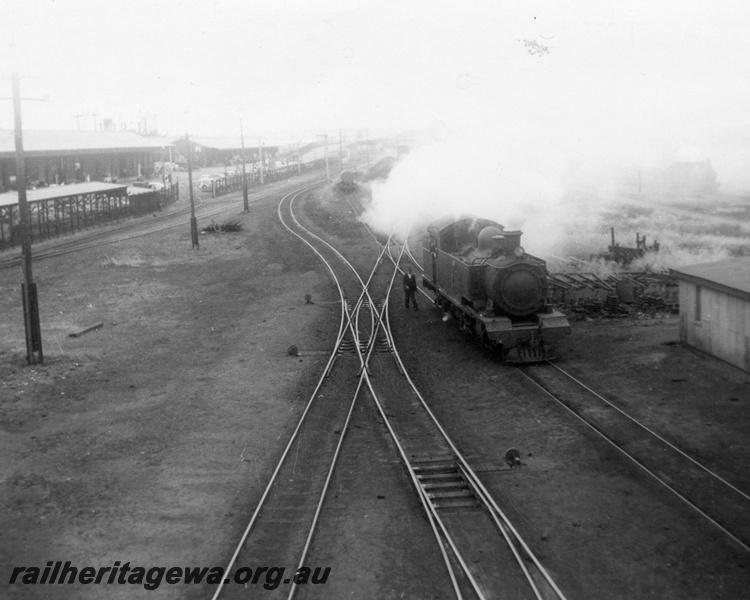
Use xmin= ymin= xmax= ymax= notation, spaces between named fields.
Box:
xmin=412 ymin=461 xmax=458 ymax=473
xmin=412 ymin=459 xmax=481 ymax=509
xmin=426 ymin=489 xmax=474 ymax=499
xmin=416 ymin=472 xmax=464 ymax=482
xmin=431 ymin=498 xmax=481 ymax=509
xmin=421 ymin=480 xmax=469 ymax=490
xmin=337 ymin=339 xmax=359 ymax=355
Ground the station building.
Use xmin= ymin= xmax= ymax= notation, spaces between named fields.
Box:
xmin=0 ymin=129 xmax=172 ymax=191
xmin=671 ymin=258 xmax=750 ymax=373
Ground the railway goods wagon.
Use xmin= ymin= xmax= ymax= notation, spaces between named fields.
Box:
xmin=422 ymin=215 xmax=570 ymax=362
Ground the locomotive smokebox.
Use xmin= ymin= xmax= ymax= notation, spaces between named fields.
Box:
xmin=486 ymin=263 xmax=547 ymax=317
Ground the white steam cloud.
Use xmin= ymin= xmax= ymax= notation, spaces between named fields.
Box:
xmin=363 ymin=3 xmax=750 ymax=269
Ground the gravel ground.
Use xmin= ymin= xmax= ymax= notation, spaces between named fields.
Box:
xmin=1 ymin=181 xmax=749 ymax=599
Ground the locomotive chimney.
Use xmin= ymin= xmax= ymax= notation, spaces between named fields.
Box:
xmin=502 ymin=230 xmax=523 ymax=252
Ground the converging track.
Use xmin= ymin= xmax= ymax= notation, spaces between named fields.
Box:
xmin=214 ymin=186 xmax=568 ymax=599
xmin=346 ymin=188 xmax=750 ymax=561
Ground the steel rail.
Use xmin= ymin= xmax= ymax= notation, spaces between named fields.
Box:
xmin=546 ymin=361 xmax=750 ymax=503
xmin=290 ymin=195 xmax=388 ymax=367
xmin=366 ymin=239 xmax=484 ymax=599
xmin=212 ymin=185 xmax=461 ymax=600
xmin=379 ymin=233 xmax=569 ymax=600
xmin=282 ymin=196 xmax=464 ymax=599
xmin=0 ymin=177 xmax=324 ymax=268
xmin=315 ymin=230 xmax=475 ymax=598
xmin=285 ymin=196 xmax=397 ymax=371
xmin=281 ymin=203 xmax=556 ymax=599
xmin=209 ymin=184 xmax=348 ymax=600
xmin=519 ymin=367 xmax=750 ymax=554
xmin=363 ymin=371 xmax=485 ymax=600
xmin=284 ymin=230 xmax=420 ymax=598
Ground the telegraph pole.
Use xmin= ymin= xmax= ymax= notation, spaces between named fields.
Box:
xmin=324 ymin=133 xmax=330 ymax=180
xmin=186 ymin=133 xmax=199 ymax=249
xmin=240 ymin=120 xmax=249 ymax=212
xmin=258 ymin=142 xmax=264 ymax=185
xmin=339 ymin=129 xmax=343 ymax=177
xmin=365 ymin=128 xmax=370 ymax=170
xmin=12 ymin=73 xmax=43 ymax=364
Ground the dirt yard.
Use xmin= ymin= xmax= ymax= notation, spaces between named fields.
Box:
xmin=1 ymin=182 xmax=749 ymax=599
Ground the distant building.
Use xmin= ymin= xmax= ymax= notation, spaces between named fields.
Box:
xmin=172 ymin=136 xmax=302 ymax=168
xmin=671 ymin=258 xmax=750 ymax=372
xmin=0 ymin=130 xmax=172 ymax=191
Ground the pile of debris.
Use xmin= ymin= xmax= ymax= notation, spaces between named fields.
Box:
xmin=201 ymin=220 xmax=243 ymax=233
xmin=549 ymin=272 xmax=679 ymax=320
xmin=593 ymin=227 xmax=660 ymax=265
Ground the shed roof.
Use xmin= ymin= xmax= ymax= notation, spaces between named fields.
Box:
xmin=671 ymin=257 xmax=750 ymax=302
xmin=0 ymin=182 xmax=127 ymax=207
xmin=0 ymin=130 xmax=171 ymax=156
xmin=181 ymin=136 xmax=296 ymax=151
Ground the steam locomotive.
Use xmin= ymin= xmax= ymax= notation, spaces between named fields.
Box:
xmin=421 ymin=215 xmax=570 ymax=362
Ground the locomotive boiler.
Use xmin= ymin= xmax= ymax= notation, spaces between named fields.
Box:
xmin=422 ymin=215 xmax=570 ymax=362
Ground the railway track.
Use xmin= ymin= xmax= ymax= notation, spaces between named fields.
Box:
xmin=367 ymin=237 xmax=566 ymax=600
xmin=323 ymin=189 xmax=748 ymax=596
xmin=0 ymin=175 xmax=324 ymax=270
xmin=517 ymin=362 xmax=750 ymax=553
xmin=211 ymin=185 xmax=401 ymax=599
xmin=213 ymin=187 xmax=568 ymax=599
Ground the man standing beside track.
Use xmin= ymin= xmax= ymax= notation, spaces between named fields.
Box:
xmin=403 ymin=266 xmax=418 ymax=311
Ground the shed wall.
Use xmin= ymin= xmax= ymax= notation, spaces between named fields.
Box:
xmin=679 ymin=281 xmax=750 ymax=372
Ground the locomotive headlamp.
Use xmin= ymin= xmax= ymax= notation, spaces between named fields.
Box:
xmin=514 ymin=246 xmax=525 ymax=258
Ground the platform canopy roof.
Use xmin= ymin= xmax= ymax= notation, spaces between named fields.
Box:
xmin=671 ymin=257 xmax=750 ymax=301
xmin=0 ymin=182 xmax=128 ymax=207
xmin=0 ymin=130 xmax=172 ymax=158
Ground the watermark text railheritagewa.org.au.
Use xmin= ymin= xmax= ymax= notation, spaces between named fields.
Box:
xmin=8 ymin=561 xmax=331 ymax=591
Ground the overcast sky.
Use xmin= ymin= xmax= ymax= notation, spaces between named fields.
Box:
xmin=2 ymin=0 xmax=750 ymax=179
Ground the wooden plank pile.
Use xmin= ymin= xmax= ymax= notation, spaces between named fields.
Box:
xmin=548 ymin=272 xmax=679 ymax=318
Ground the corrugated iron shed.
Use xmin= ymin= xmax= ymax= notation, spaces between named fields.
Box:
xmin=671 ymin=257 xmax=750 ymax=302
xmin=0 ymin=130 xmax=171 ymax=156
